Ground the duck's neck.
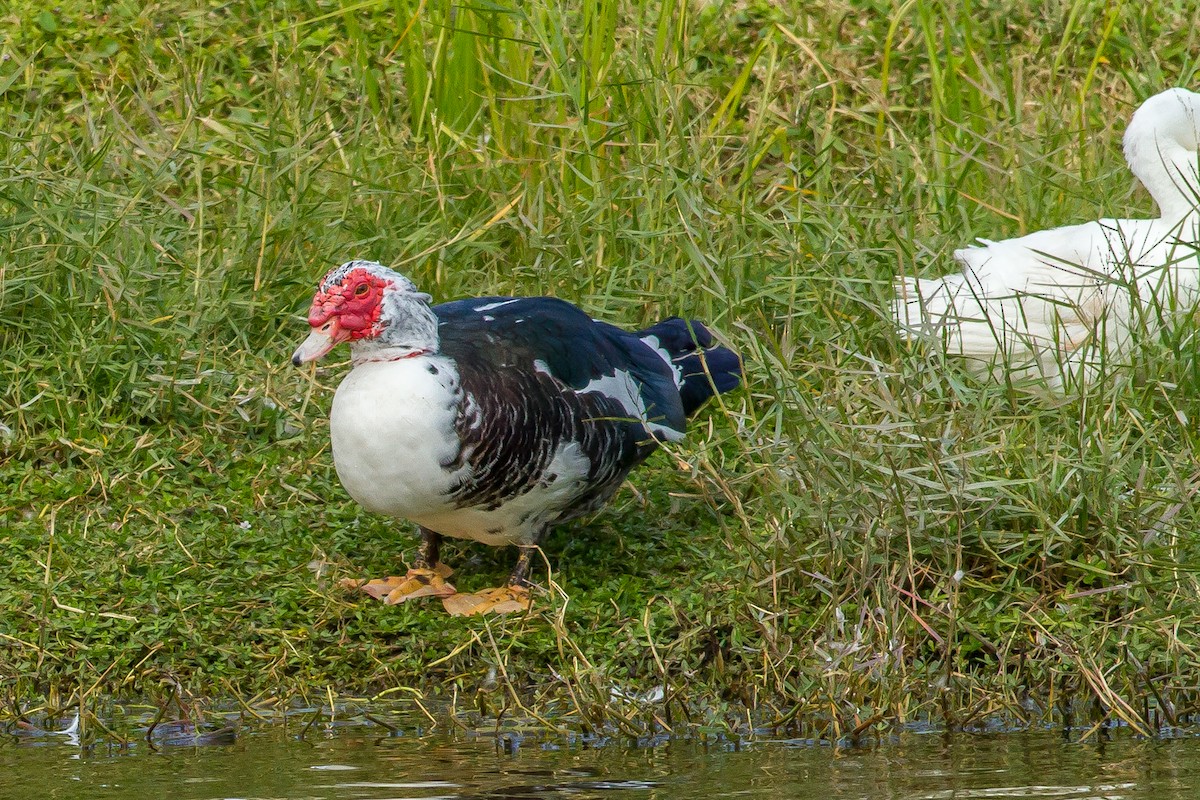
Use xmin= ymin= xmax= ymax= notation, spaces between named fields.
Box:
xmin=350 ymin=293 xmax=440 ymax=365
xmin=1130 ymin=139 xmax=1200 ymax=221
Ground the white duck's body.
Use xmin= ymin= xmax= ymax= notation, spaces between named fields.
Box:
xmin=330 ymin=356 xmax=593 ymax=547
xmin=894 ymin=88 xmax=1200 ymax=391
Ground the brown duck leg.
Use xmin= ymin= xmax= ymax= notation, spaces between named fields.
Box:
xmin=351 ymin=527 xmax=457 ymax=604
xmin=441 ymin=542 xmax=538 ymax=617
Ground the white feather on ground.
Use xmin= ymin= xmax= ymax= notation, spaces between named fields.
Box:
xmin=894 ymin=88 xmax=1200 ymax=391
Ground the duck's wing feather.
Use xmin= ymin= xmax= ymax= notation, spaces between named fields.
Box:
xmin=435 ymin=297 xmax=688 ymax=437
xmin=431 ymin=297 xmax=688 ymax=517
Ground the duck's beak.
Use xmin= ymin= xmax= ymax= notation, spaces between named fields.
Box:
xmin=292 ymin=320 xmax=349 ymax=366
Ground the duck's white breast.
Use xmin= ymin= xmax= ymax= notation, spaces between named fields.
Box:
xmin=330 ymin=356 xmax=462 ymax=519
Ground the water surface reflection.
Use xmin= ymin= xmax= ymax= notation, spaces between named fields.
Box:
xmin=3 ymin=723 xmax=1200 ymax=798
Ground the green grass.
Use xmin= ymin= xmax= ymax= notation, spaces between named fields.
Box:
xmin=3 ymin=0 xmax=1200 ymax=741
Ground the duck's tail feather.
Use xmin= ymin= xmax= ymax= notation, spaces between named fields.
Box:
xmin=893 ymin=275 xmax=1018 ymax=357
xmin=893 ymin=273 xmax=1101 ymax=392
xmin=638 ymin=318 xmax=742 ymax=417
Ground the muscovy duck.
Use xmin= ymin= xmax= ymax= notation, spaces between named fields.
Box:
xmin=292 ymin=260 xmax=741 ymax=615
xmin=893 ymin=87 xmax=1200 ymax=391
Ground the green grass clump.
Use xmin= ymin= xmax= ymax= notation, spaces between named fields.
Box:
xmin=3 ymin=0 xmax=1200 ymax=740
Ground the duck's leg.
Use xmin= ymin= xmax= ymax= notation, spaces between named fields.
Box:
xmin=353 ymin=527 xmax=458 ymax=604
xmin=441 ymin=542 xmax=538 ymax=617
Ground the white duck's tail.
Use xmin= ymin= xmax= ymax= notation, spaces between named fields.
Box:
xmin=892 ymin=273 xmax=1025 ymax=358
xmin=892 ymin=269 xmax=1091 ymax=390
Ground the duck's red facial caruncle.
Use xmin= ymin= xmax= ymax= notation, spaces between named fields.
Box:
xmin=292 ymin=267 xmax=392 ymax=365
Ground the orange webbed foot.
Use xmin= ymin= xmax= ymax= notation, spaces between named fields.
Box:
xmin=340 ymin=563 xmax=456 ymax=604
xmin=440 ymin=585 xmax=532 ymax=616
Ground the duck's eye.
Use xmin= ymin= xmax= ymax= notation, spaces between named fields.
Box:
xmin=354 ymin=283 xmax=370 ymax=298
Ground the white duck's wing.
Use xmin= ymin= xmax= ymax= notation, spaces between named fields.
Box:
xmin=895 ymin=221 xmax=1112 ymax=355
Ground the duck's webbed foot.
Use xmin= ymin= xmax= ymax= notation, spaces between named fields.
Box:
xmin=353 ymin=563 xmax=457 ymax=604
xmin=339 ymin=527 xmax=458 ymax=604
xmin=439 ymin=544 xmax=538 ymax=616
xmin=440 ymin=584 xmax=531 ymax=616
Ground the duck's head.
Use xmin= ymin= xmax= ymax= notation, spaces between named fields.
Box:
xmin=1129 ymin=88 xmax=1200 ymax=150
xmin=291 ymin=260 xmax=438 ymax=366
xmin=1123 ymin=88 xmax=1200 ymax=220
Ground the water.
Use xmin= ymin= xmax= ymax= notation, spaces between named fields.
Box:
xmin=3 ymin=719 xmax=1200 ymax=799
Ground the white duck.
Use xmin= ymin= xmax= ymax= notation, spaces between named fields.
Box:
xmin=893 ymin=88 xmax=1200 ymax=391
